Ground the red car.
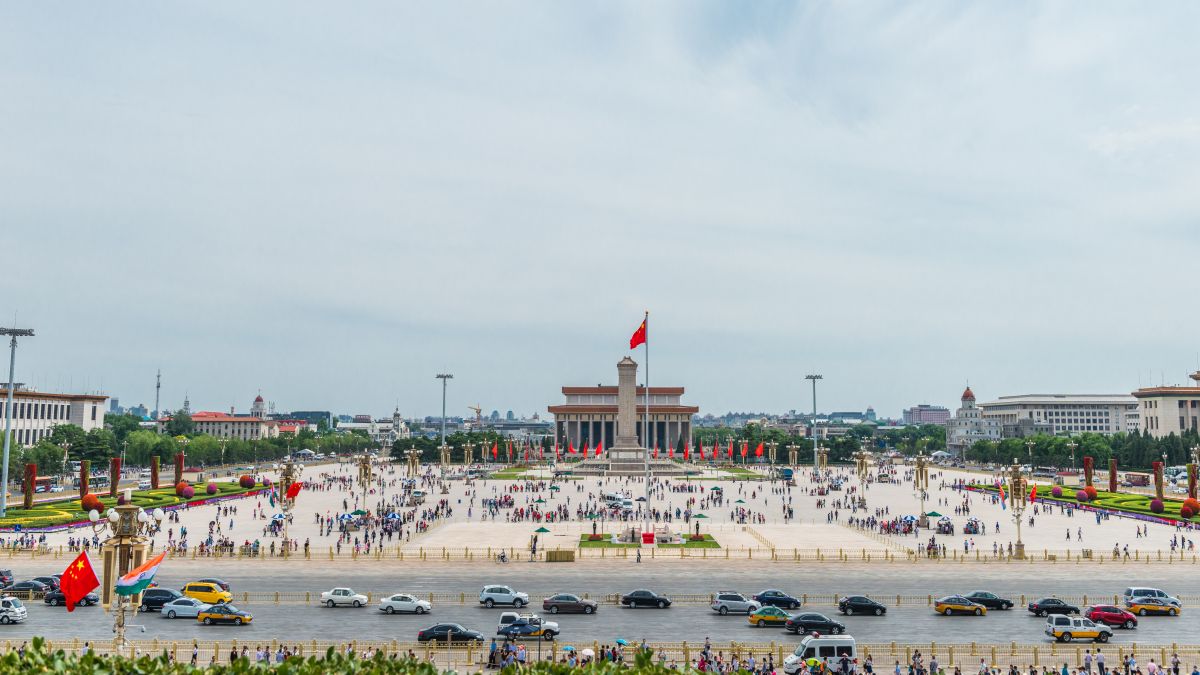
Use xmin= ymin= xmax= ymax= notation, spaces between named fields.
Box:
xmin=1087 ymin=605 xmax=1138 ymax=629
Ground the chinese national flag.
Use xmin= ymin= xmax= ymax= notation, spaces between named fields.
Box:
xmin=668 ymin=444 xmax=674 ymax=459
xmin=629 ymin=318 xmax=647 ymax=350
xmin=286 ymin=482 xmax=303 ymax=500
xmin=697 ymin=442 xmax=704 ymax=460
xmin=754 ymin=442 xmax=764 ymax=458
xmin=60 ymin=551 xmax=99 ymax=612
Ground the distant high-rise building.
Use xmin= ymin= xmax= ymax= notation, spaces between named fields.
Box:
xmin=865 ymin=407 xmax=876 ymax=422
xmin=490 ymin=410 xmax=500 ymax=420
xmin=506 ymin=410 xmax=515 ymax=421
xmin=109 ymin=397 xmax=121 ymax=413
xmin=129 ymin=404 xmax=149 ymax=419
xmin=903 ymin=404 xmax=951 ymax=426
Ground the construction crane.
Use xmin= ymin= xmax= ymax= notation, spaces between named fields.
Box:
xmin=467 ymin=405 xmax=483 ymax=428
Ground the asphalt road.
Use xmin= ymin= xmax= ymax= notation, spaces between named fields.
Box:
xmin=3 ymin=564 xmax=1198 ymax=645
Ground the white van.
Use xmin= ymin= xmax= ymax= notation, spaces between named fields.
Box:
xmin=0 ymin=596 xmax=28 ymax=624
xmin=783 ymin=635 xmax=857 ymax=675
xmin=603 ymin=492 xmax=626 ymax=507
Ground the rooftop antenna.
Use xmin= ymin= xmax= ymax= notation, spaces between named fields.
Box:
xmin=155 ymin=369 xmax=162 ymax=420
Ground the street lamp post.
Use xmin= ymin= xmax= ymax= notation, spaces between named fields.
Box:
xmin=1025 ymin=439 xmax=1035 ymax=461
xmin=805 ymin=374 xmax=822 ymax=466
xmin=0 ymin=327 xmax=34 ymax=518
xmin=786 ymin=443 xmax=799 ymax=468
xmin=1008 ymin=459 xmax=1028 ymax=559
xmin=89 ymin=492 xmax=163 ymax=652
xmin=274 ymin=459 xmax=304 ymax=558
xmin=436 ymin=374 xmax=453 ymax=447
xmin=853 ymin=444 xmax=872 ymax=508
xmin=437 ymin=444 xmax=451 ymax=494
xmin=1066 ymin=441 xmax=1078 ymax=474
xmin=913 ymin=451 xmax=930 ymax=529
xmin=358 ymin=454 xmax=373 ymax=507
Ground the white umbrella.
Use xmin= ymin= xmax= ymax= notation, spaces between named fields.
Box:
xmin=581 ymin=648 xmax=595 ymax=658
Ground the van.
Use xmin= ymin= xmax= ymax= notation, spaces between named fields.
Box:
xmin=137 ymin=480 xmax=153 ymax=491
xmin=1122 ymin=587 xmax=1180 ymax=607
xmin=783 ymin=635 xmax=857 ymax=675
xmin=0 ymin=596 xmax=28 ymax=624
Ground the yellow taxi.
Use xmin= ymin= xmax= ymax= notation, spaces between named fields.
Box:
xmin=748 ymin=605 xmax=790 ymax=627
xmin=182 ymin=582 xmax=232 ymax=605
xmin=934 ymin=595 xmax=986 ymax=616
xmin=197 ymin=604 xmax=253 ymax=626
xmin=1045 ymin=615 xmax=1111 ymax=642
xmin=1126 ymin=597 xmax=1180 ymax=616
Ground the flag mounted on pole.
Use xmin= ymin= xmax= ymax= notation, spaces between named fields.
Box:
xmin=115 ymin=551 xmax=166 ymax=596
xmin=59 ymin=551 xmax=99 ymax=612
xmin=491 ymin=442 xmax=498 ymax=459
xmin=286 ymin=482 xmax=303 ymax=500
xmin=997 ymin=482 xmax=1007 ymax=510
xmin=595 ymin=442 xmax=603 ymax=457
xmin=754 ymin=442 xmax=764 ymax=458
xmin=629 ymin=318 xmax=647 ymax=350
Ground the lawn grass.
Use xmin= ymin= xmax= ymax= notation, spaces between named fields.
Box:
xmin=0 ymin=481 xmax=267 ymax=529
xmin=969 ymin=484 xmax=1195 ymax=521
xmin=577 ymin=534 xmax=641 ymax=548
xmin=657 ymin=534 xmax=721 ymax=549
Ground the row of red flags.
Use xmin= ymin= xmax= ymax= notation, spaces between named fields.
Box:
xmin=489 ymin=439 xmax=767 ymax=461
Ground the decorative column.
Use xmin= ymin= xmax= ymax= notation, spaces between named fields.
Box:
xmin=109 ymin=457 xmax=122 ymax=498
xmin=22 ymin=464 xmax=36 ymax=510
xmin=1108 ymin=459 xmax=1118 ymax=493
xmin=79 ymin=460 xmax=91 ymax=498
xmin=174 ymin=452 xmax=185 ymax=486
xmin=1188 ymin=463 xmax=1197 ymax=501
xmin=150 ymin=456 xmax=160 ymax=490
xmin=1083 ymin=456 xmax=1094 ymax=488
xmin=1153 ymin=461 xmax=1164 ymax=501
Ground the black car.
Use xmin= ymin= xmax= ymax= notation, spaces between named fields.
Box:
xmin=44 ymin=589 xmax=98 ymax=607
xmin=838 ymin=596 xmax=887 ymax=616
xmin=752 ymin=589 xmax=801 ymax=610
xmin=32 ymin=576 xmax=60 ymax=591
xmin=139 ymin=588 xmax=184 ymax=612
xmin=417 ymin=623 xmax=485 ymax=644
xmin=620 ymin=590 xmax=671 ymax=608
xmin=5 ymin=580 xmax=48 ymax=594
xmin=1028 ymin=598 xmax=1080 ymax=617
xmin=785 ymin=612 xmax=846 ymax=635
xmin=199 ymin=578 xmax=231 ymax=592
xmin=965 ymin=591 xmax=1013 ymax=610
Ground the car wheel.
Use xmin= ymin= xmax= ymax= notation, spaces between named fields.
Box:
xmin=234 ymin=618 xmax=242 ymax=625
xmin=757 ymin=620 xmax=765 ymax=627
xmin=1005 ymin=603 xmax=1013 ymax=610
xmin=584 ymin=605 xmax=594 ymax=614
xmin=845 ymin=608 xmax=853 ymax=616
xmin=140 ymin=604 xmax=150 ymax=613
xmin=544 ymin=633 xmax=555 ymax=641
xmin=974 ymin=608 xmax=983 ymax=616
xmin=831 ymin=626 xmax=842 ymax=635
xmin=875 ymin=608 xmax=883 ymax=616
xmin=943 ymin=608 xmax=952 ymax=616
xmin=204 ymin=618 xmax=213 ymax=625
xmin=353 ymin=600 xmax=362 ymax=608
xmin=167 ymin=610 xmax=177 ymax=619
xmin=790 ymin=602 xmax=798 ymax=610
xmin=1123 ymin=619 xmax=1135 ymax=629
xmin=1139 ymin=609 xmax=1147 ymax=616
xmin=549 ymin=606 xmax=559 ymax=614
xmin=1097 ymin=633 xmax=1109 ymax=643
xmin=416 ymin=606 xmax=425 ymax=615
xmin=1060 ymin=632 xmax=1071 ymax=643
xmin=485 ymin=599 xmax=495 ymax=608
xmin=657 ymin=600 xmax=666 ymax=609
xmin=1036 ymin=610 xmax=1046 ymax=617
xmin=384 ymin=606 xmax=394 ymax=615
xmin=49 ymin=598 xmax=57 ymax=606
xmin=1169 ymin=608 xmax=1177 ymax=616
xmin=718 ymin=606 xmax=728 ymax=615
xmin=514 ymin=599 xmax=524 ymax=608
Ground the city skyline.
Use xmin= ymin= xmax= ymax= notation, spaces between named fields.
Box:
xmin=4 ymin=4 xmax=1199 ymax=417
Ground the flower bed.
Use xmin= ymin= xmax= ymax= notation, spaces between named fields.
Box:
xmin=966 ymin=483 xmax=1194 ymax=523
xmin=0 ymin=480 xmax=268 ymax=531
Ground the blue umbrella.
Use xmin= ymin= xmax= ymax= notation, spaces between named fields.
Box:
xmin=560 ymin=646 xmax=576 ymax=652
xmin=339 ymin=514 xmax=353 ymax=521
xmin=385 ymin=513 xmax=401 ymax=520
xmin=614 ymin=638 xmax=629 ymax=646
xmin=271 ymin=514 xmax=285 ymax=521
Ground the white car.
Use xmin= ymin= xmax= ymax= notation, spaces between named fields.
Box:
xmin=161 ymin=597 xmax=211 ymax=619
xmin=480 ymin=585 xmax=529 ymax=608
xmin=321 ymin=588 xmax=368 ymax=608
xmin=380 ymin=593 xmax=432 ymax=614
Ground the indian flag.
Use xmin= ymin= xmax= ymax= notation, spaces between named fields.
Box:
xmin=115 ymin=551 xmax=166 ymax=596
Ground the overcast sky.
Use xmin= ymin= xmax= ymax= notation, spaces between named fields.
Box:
xmin=3 ymin=2 xmax=1199 ymax=420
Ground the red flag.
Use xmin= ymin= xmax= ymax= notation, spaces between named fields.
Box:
xmin=740 ymin=442 xmax=748 ymax=458
xmin=523 ymin=449 xmax=529 ymax=462
xmin=697 ymin=442 xmax=704 ymax=460
xmin=629 ymin=317 xmax=647 ymax=350
xmin=568 ymin=442 xmax=576 ymax=455
xmin=668 ymin=444 xmax=674 ymax=459
xmin=595 ymin=442 xmax=603 ymax=457
xmin=286 ymin=482 xmax=303 ymax=500
xmin=491 ymin=442 xmax=498 ymax=459
xmin=727 ymin=440 xmax=734 ymax=458
xmin=1030 ymin=485 xmax=1037 ymax=501
xmin=60 ymin=551 xmax=99 ymax=612
xmin=684 ymin=443 xmax=691 ymax=460
xmin=754 ymin=442 xmax=763 ymax=458
xmin=653 ymin=445 xmax=659 ymax=459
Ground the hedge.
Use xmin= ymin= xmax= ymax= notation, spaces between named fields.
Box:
xmin=969 ymin=484 xmax=1194 ymax=521
xmin=1 ymin=481 xmax=266 ymax=530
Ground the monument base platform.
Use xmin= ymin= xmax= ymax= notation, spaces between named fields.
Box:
xmin=569 ymin=454 xmax=688 ymax=477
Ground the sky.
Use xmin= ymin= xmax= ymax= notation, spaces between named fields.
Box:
xmin=2 ymin=2 xmax=1200 ymax=420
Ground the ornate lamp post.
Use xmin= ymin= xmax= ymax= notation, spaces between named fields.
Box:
xmin=357 ymin=454 xmax=373 ymax=505
xmin=405 ymin=446 xmax=420 ymax=478
xmin=274 ymin=459 xmax=304 ymax=557
xmin=1025 ymin=439 xmax=1035 ymax=462
xmin=913 ymin=451 xmax=930 ymax=528
xmin=1008 ymin=459 xmax=1028 ymax=559
xmin=786 ymin=443 xmax=799 ymax=467
xmin=767 ymin=441 xmax=778 ymax=467
xmin=89 ymin=491 xmax=164 ymax=651
xmin=817 ymin=447 xmax=829 ymax=471
xmin=853 ymin=444 xmax=872 ymax=508
xmin=437 ymin=444 xmax=451 ymax=494
xmin=1066 ymin=440 xmax=1077 ymax=473
xmin=463 ymin=441 xmax=476 ymax=467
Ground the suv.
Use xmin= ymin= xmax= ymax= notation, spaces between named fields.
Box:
xmin=479 ymin=585 xmax=528 ymax=608
xmin=139 ymin=588 xmax=184 ymax=612
xmin=0 ymin=596 xmax=27 ymax=624
xmin=711 ymin=591 xmax=760 ymax=615
xmin=1123 ymin=587 xmax=1181 ymax=607
xmin=1045 ymin=615 xmax=1111 ymax=643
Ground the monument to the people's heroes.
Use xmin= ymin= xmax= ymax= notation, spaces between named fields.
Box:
xmin=574 ymin=357 xmax=685 ymax=476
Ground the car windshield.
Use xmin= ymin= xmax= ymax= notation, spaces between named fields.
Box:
xmin=8 ymin=599 xmax=21 ymax=608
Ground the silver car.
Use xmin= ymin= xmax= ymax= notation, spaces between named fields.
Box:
xmin=161 ymin=597 xmax=211 ymax=619
xmin=711 ymin=591 xmax=760 ymax=615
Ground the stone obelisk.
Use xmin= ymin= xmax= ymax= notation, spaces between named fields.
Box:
xmin=607 ymin=357 xmax=646 ymax=469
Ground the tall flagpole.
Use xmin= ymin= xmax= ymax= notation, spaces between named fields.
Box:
xmin=643 ymin=310 xmax=650 ymax=535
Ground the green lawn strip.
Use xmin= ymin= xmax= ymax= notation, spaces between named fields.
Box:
xmin=968 ymin=484 xmax=1193 ymax=520
xmin=0 ymin=482 xmax=267 ymax=529
xmin=577 ymin=534 xmax=640 ymax=548
xmin=657 ymin=534 xmax=721 ymax=549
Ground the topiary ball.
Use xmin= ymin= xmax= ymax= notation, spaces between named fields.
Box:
xmin=262 ymin=478 xmax=272 ymax=488
xmin=206 ymin=482 xmax=218 ymax=495
xmin=1181 ymin=505 xmax=1195 ymax=520
xmin=238 ymin=474 xmax=255 ymax=489
xmin=1183 ymin=497 xmax=1200 ymax=513
xmin=1083 ymin=485 xmax=1098 ymax=500
xmin=1051 ymin=486 xmax=1063 ymax=498
xmin=80 ymin=493 xmax=103 ymax=513
xmin=175 ymin=481 xmax=189 ymax=497
xmin=1150 ymin=499 xmax=1164 ymax=514
xmin=180 ymin=486 xmax=195 ymax=499
xmin=1076 ymin=490 xmax=1090 ymax=502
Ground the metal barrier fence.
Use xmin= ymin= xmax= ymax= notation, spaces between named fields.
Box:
xmin=5 ymin=638 xmax=1200 ymax=670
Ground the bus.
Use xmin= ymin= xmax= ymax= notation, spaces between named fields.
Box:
xmin=73 ymin=475 xmax=110 ymax=491
xmin=32 ymin=477 xmax=62 ymax=493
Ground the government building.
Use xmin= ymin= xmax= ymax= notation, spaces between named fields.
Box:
xmin=548 ymin=375 xmax=699 ymax=452
xmin=979 ymin=394 xmax=1138 ymax=436
xmin=1132 ymin=371 xmax=1200 ymax=438
xmin=0 ymin=387 xmax=109 ymax=446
